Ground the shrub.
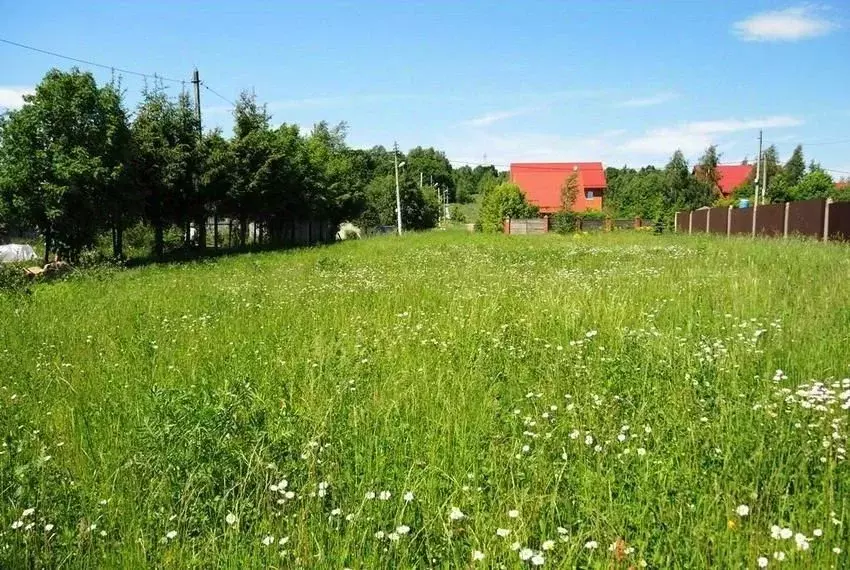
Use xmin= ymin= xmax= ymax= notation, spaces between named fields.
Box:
xmin=479 ymin=183 xmax=538 ymax=233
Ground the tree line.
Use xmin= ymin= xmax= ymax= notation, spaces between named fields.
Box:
xmin=0 ymin=68 xmax=466 ymax=262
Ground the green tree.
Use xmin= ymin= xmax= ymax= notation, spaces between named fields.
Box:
xmin=199 ymin=129 xmax=234 ymax=247
xmin=560 ymin=172 xmax=579 ymax=211
xmin=405 ymin=147 xmax=454 ymax=199
xmin=0 ymin=68 xmax=131 ymax=262
xmin=695 ymin=145 xmax=721 ymax=196
xmin=795 ymin=167 xmax=834 ymax=200
xmin=130 ymin=86 xmax=199 ymax=257
xmin=478 ymin=182 xmax=537 ymax=233
xmin=784 ymin=145 xmax=805 ymax=186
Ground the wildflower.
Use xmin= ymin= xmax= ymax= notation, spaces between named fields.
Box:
xmin=396 ymin=525 xmax=410 ymax=535
xmin=11 ymin=521 xmax=23 ymax=529
xmin=813 ymin=528 xmax=823 ymax=537
xmin=365 ymin=491 xmax=376 ymax=500
xmin=496 ymin=528 xmax=511 ymax=537
xmin=279 ymin=536 xmax=289 ymax=545
xmin=379 ymin=491 xmax=391 ymax=501
xmin=225 ymin=512 xmax=238 ymax=526
xmin=519 ymin=548 xmax=534 ymax=561
xmin=585 ymin=540 xmax=599 ymax=549
xmin=531 ymin=553 xmax=545 ymax=565
xmin=403 ymin=491 xmax=414 ymax=502
xmin=262 ymin=535 xmax=274 ymax=546
xmin=99 ymin=530 xmax=106 ymax=537
xmin=569 ymin=430 xmax=580 ymax=439
xmin=44 ymin=524 xmax=54 ymax=532
xmin=449 ymin=507 xmax=465 ymax=521
xmin=510 ymin=541 xmax=521 ymax=550
xmin=757 ymin=556 xmax=768 ymax=568
xmin=22 ymin=508 xmax=35 ymax=518
xmin=330 ymin=508 xmax=342 ymax=516
xmin=557 ymin=527 xmax=568 ymax=535
xmin=834 ymin=547 xmax=842 ymax=554
xmin=770 ymin=525 xmax=781 ymax=539
xmin=644 ymin=425 xmax=652 ymax=434
xmin=508 ymin=509 xmax=520 ymax=518
xmin=773 ymin=552 xmax=786 ymax=561
xmin=472 ymin=550 xmax=485 ymax=561
xmin=284 ymin=491 xmax=295 ymax=499
xmin=584 ymin=435 xmax=594 ymax=446
xmin=617 ymin=433 xmax=627 ymax=442
xmin=779 ymin=528 xmax=793 ymax=539
xmin=586 ymin=330 xmax=597 ymax=338
xmin=794 ymin=533 xmax=810 ymax=550
xmin=388 ymin=532 xmax=400 ymax=542
xmin=165 ymin=530 xmax=177 ymax=540
xmin=736 ymin=504 xmax=750 ymax=517
xmin=374 ymin=530 xmax=385 ymax=539
xmin=542 ymin=540 xmax=555 ymax=550
xmin=637 ymin=447 xmax=647 ymax=456
xmin=521 ymin=444 xmax=531 ymax=453
xmin=88 ymin=523 xmax=97 ymax=531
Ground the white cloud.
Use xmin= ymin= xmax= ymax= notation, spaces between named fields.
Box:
xmin=616 ymin=92 xmax=679 ymax=108
xmin=733 ymin=5 xmax=838 ymax=42
xmin=0 ymin=86 xmax=34 ymax=110
xmin=461 ymin=109 xmax=533 ymax=127
xmin=621 ymin=116 xmax=803 ymax=155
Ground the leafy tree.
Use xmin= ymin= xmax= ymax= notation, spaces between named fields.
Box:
xmin=560 ymin=172 xmax=579 ymax=211
xmin=130 ymin=86 xmax=199 ymax=257
xmin=478 ymin=182 xmax=537 ymax=233
xmin=784 ymin=145 xmax=805 ymax=187
xmin=199 ymin=129 xmax=234 ymax=247
xmin=357 ymin=173 xmax=438 ymax=231
xmin=405 ymin=147 xmax=454 ymax=199
xmin=695 ymin=145 xmax=721 ymax=196
xmin=795 ymin=167 xmax=834 ymax=200
xmin=0 ymin=68 xmax=131 ymax=262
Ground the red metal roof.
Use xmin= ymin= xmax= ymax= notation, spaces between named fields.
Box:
xmin=510 ymin=162 xmax=607 ymax=213
xmin=714 ymin=164 xmax=754 ymax=196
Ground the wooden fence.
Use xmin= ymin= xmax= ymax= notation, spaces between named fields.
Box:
xmin=675 ymin=199 xmax=850 ymax=241
xmin=504 ymin=216 xmax=644 ymax=235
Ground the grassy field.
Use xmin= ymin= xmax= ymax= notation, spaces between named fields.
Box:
xmin=2 ymin=231 xmax=850 ymax=568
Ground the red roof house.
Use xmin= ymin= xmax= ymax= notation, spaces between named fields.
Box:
xmin=510 ymin=162 xmax=607 ymax=213
xmin=695 ymin=164 xmax=754 ymax=197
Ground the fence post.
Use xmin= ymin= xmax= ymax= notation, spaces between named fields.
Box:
xmin=783 ymin=202 xmax=790 ymax=238
xmin=824 ymin=198 xmax=833 ymax=242
xmin=706 ymin=208 xmax=711 ymax=233
xmin=674 ymin=212 xmax=678 ymax=233
xmin=504 ymin=217 xmax=511 ymax=235
xmin=688 ymin=212 xmax=693 ymax=235
xmin=727 ymin=205 xmax=732 ymax=236
xmin=751 ymin=202 xmax=758 ymax=238
xmin=544 ymin=215 xmax=550 ymax=233
xmin=635 ymin=216 xmax=642 ymax=229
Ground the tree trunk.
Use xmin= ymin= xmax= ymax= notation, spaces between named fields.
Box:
xmin=213 ymin=210 xmax=219 ymax=250
xmin=43 ymin=227 xmax=51 ymax=266
xmin=154 ymin=222 xmax=164 ymax=259
xmin=239 ymin=216 xmax=247 ymax=247
xmin=197 ymin=212 xmax=207 ymax=252
xmin=114 ymin=217 xmax=124 ymax=260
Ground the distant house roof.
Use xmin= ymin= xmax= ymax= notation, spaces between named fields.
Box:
xmin=510 ymin=162 xmax=606 ymax=213
xmin=694 ymin=164 xmax=754 ymax=196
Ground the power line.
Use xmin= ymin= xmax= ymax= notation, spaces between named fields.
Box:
xmin=201 ymin=83 xmax=237 ymax=108
xmin=0 ymin=37 xmax=184 ymax=84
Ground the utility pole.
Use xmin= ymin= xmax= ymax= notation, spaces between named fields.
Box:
xmin=755 ymin=130 xmax=763 ymax=205
xmin=192 ymin=68 xmax=207 ymax=251
xmin=394 ymin=142 xmax=403 ymax=235
xmin=420 ymin=171 xmax=423 ymax=191
xmin=760 ymin=132 xmax=768 ymax=205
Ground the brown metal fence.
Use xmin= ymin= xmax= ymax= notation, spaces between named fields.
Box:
xmin=755 ymin=203 xmax=785 ymax=237
xmin=708 ymin=207 xmax=728 ymax=234
xmin=676 ymin=199 xmax=850 ymax=242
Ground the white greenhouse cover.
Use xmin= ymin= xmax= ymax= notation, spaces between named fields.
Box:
xmin=0 ymin=244 xmax=38 ymax=263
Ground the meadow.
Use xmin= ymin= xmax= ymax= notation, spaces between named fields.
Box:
xmin=1 ymin=231 xmax=849 ymax=569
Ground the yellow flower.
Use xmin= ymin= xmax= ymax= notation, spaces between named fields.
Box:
xmin=727 ymin=519 xmax=737 ymax=530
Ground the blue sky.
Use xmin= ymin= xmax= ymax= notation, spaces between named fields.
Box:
xmin=2 ymin=1 xmax=849 ymax=176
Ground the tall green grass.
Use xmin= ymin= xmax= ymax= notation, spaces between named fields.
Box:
xmin=1 ymin=231 xmax=849 ymax=568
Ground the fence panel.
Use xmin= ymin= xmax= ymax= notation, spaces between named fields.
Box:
xmin=828 ymin=201 xmax=850 ymax=241
xmin=581 ymin=219 xmax=603 ymax=231
xmin=691 ymin=209 xmax=708 ymax=233
xmin=675 ymin=212 xmax=688 ymax=232
xmin=708 ymin=207 xmax=728 ymax=234
xmin=729 ymin=208 xmax=752 ymax=235
xmin=755 ymin=203 xmax=785 ymax=237
xmin=787 ymin=198 xmax=825 ymax=239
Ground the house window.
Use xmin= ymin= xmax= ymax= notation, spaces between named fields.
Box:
xmin=585 ymin=190 xmax=595 ymax=199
